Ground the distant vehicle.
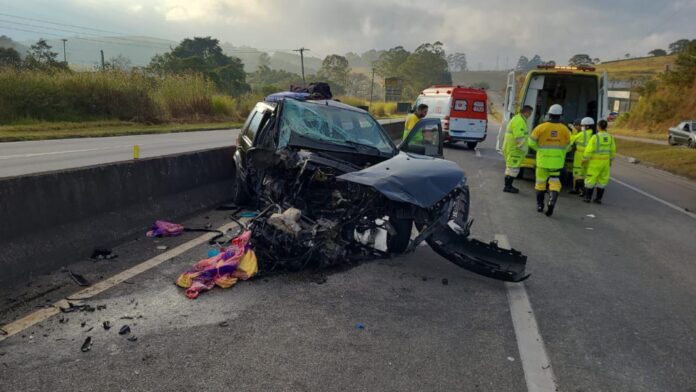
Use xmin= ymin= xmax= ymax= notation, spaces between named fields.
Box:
xmin=497 ymin=64 xmax=610 ymax=184
xmin=413 ymin=85 xmax=488 ymax=149
xmin=668 ymin=121 xmax=696 ymax=148
xmin=608 ymin=111 xmax=618 ymax=122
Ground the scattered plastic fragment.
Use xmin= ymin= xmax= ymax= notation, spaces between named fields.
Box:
xmin=628 ymin=157 xmax=639 ymax=164
xmin=97 ymin=305 xmax=107 ymax=311
xmin=586 ymin=214 xmax=596 ymax=218
xmin=80 ymin=321 xmax=86 ymax=327
xmin=80 ymin=337 xmax=92 ymax=352
xmin=356 ymin=323 xmax=365 ymax=330
xmin=84 ymin=327 xmax=94 ymax=333
xmin=156 ymin=246 xmax=168 ymax=251
xmin=585 ymin=227 xmax=594 ymax=231
xmin=119 ymin=325 xmax=131 ymax=335
xmin=90 ymin=247 xmax=117 ymax=261
xmin=59 ymin=303 xmax=95 ymax=313
xmin=219 ymin=321 xmax=229 ymax=327
xmin=127 ymin=336 xmax=138 ymax=342
xmin=67 ymin=271 xmax=90 ymax=287
xmin=239 ymin=211 xmax=258 ymax=218
xmin=103 ymin=321 xmax=112 ymax=330
xmin=507 ymin=356 xmax=515 ymax=362
xmin=441 ymin=278 xmax=449 ymax=285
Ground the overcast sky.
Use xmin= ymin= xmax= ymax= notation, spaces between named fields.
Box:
xmin=1 ymin=0 xmax=695 ymax=68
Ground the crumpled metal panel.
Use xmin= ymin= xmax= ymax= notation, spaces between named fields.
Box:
xmin=336 ymin=152 xmax=465 ymax=208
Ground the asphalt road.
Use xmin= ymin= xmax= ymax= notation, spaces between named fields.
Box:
xmin=0 ymin=130 xmax=239 ymax=178
xmin=1 ymin=121 xmax=695 ymax=391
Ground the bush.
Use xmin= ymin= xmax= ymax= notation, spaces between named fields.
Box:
xmin=153 ymin=73 xmax=213 ymax=119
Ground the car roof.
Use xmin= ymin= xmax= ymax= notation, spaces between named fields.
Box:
xmin=283 ymin=98 xmax=369 ymax=114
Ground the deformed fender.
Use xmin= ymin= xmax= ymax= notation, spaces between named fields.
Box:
xmin=427 ymin=224 xmax=529 ymax=282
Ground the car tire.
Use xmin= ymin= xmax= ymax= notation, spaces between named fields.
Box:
xmin=232 ymin=164 xmax=250 ymax=205
xmin=668 ymin=136 xmax=677 ymax=146
xmin=689 ymin=139 xmax=695 ymax=149
xmin=387 ymin=218 xmax=413 ymax=253
xmin=467 ymin=142 xmax=478 ymax=149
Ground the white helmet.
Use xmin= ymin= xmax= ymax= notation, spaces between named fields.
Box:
xmin=581 ymin=117 xmax=595 ymax=126
xmin=548 ymin=104 xmax=563 ymax=115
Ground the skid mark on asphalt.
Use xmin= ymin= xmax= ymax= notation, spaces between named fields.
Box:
xmin=497 ymin=234 xmax=558 ymax=392
xmin=612 ymin=177 xmax=696 ymax=220
xmin=0 ymin=221 xmax=243 ymax=343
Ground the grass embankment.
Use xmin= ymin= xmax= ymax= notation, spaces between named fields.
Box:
xmin=336 ymin=96 xmax=401 ymax=118
xmin=608 ymin=126 xmax=667 ymax=141
xmin=595 ymin=55 xmax=676 ymax=81
xmin=615 ymin=139 xmax=696 ymax=179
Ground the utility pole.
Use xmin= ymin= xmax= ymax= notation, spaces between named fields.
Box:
xmin=61 ymin=39 xmax=68 ymax=64
xmin=369 ymin=67 xmax=375 ymax=112
xmin=100 ymin=50 xmax=105 ymax=70
xmin=293 ymin=47 xmax=309 ymax=86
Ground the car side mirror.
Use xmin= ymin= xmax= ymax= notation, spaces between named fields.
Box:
xmin=398 ymin=119 xmax=443 ymax=158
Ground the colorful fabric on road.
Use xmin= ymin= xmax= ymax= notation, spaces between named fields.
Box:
xmin=146 ymin=220 xmax=184 ymax=237
xmin=176 ymin=230 xmax=258 ymax=299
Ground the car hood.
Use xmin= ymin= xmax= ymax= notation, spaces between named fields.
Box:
xmin=337 ymin=152 xmax=465 ymax=208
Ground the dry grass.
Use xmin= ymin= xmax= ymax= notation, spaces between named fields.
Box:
xmin=615 ymin=139 xmax=696 ymax=179
xmin=595 ymin=55 xmax=677 ymax=81
xmin=608 ymin=126 xmax=667 ymax=141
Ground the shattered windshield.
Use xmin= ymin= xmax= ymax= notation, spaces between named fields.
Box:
xmin=278 ymin=99 xmax=395 ymax=154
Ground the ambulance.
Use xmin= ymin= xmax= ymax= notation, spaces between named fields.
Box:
xmin=414 ymin=86 xmax=488 ymax=149
xmin=496 ymin=65 xmax=609 ymax=183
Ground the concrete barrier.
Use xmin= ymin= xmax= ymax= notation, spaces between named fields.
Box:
xmin=0 ymin=147 xmax=236 ymax=284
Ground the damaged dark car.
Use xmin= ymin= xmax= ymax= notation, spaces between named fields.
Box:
xmin=232 ymin=96 xmax=528 ymax=282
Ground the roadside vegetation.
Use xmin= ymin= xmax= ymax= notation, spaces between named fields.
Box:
xmin=0 ymin=36 xmax=423 ymax=140
xmin=615 ymin=139 xmax=696 ymax=179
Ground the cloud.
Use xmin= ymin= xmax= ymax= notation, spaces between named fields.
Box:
xmin=10 ymin=0 xmax=696 ymax=67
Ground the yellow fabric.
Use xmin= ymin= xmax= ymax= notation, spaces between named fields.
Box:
xmin=402 ymin=113 xmax=421 ymax=140
xmin=585 ymin=160 xmax=611 ymax=188
xmin=503 ymin=113 xmax=529 ymax=169
xmin=234 ymin=250 xmax=258 ymax=280
xmin=583 ymin=131 xmax=616 ymax=161
xmin=535 ymin=167 xmax=562 ymax=192
xmin=176 ymin=272 xmax=197 ymax=288
xmin=529 ymin=122 xmax=572 ymax=169
xmin=216 ymin=275 xmax=238 ymax=288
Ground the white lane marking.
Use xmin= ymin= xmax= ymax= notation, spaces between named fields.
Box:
xmin=496 ymin=234 xmax=557 ymax=392
xmin=612 ymin=177 xmax=696 ymax=220
xmin=0 ymin=145 xmax=132 ymax=160
xmin=0 ymin=221 xmax=243 ymax=342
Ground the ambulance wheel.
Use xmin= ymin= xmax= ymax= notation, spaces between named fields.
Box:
xmin=467 ymin=142 xmax=478 ymax=149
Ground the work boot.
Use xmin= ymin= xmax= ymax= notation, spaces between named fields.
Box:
xmin=578 ymin=180 xmax=586 ymax=198
xmin=545 ymin=191 xmax=559 ymax=217
xmin=583 ymin=187 xmax=593 ymax=203
xmin=569 ymin=179 xmax=581 ymax=195
xmin=503 ymin=176 xmax=519 ymax=194
xmin=594 ymin=188 xmax=605 ymax=204
xmin=536 ymin=191 xmax=545 ymax=213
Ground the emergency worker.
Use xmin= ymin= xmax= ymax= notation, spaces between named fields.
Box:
xmin=583 ymin=120 xmax=616 ymax=204
xmin=571 ymin=119 xmax=582 ymax=135
xmin=403 ymin=104 xmax=428 ymax=141
xmin=528 ymin=104 xmax=572 ymax=216
xmin=502 ymin=105 xmax=533 ymax=193
xmin=569 ymin=117 xmax=595 ymax=195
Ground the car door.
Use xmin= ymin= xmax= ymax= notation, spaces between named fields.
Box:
xmin=398 ymin=118 xmax=444 ymax=158
xmin=496 ymin=71 xmax=517 ymax=152
xmin=238 ymin=107 xmax=269 ymax=174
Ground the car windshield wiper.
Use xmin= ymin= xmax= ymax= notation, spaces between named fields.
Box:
xmin=337 ymin=140 xmax=384 ymax=156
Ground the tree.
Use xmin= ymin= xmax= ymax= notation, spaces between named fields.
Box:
xmin=147 ymin=36 xmax=249 ymax=95
xmin=247 ymin=64 xmax=302 ymax=93
xmin=592 ymin=58 xmax=601 ymax=64
xmin=0 ymin=47 xmax=21 ymax=68
xmin=528 ymin=55 xmax=543 ymax=69
xmin=374 ymin=46 xmax=410 ymax=78
xmin=625 ymin=53 xmax=631 ymax=58
xmin=664 ymin=40 xmax=696 ymax=85
xmin=104 ymin=55 xmax=132 ymax=71
xmin=649 ymin=49 xmax=667 ymax=57
xmin=669 ymin=39 xmax=691 ymax=54
xmin=23 ymin=39 xmax=66 ymax=70
xmin=569 ymin=54 xmax=592 ymax=66
xmin=258 ymin=52 xmax=271 ymax=68
xmin=446 ymin=52 xmax=468 ymax=72
xmin=515 ymin=56 xmax=529 ymax=72
xmin=317 ymin=54 xmax=350 ymax=94
xmin=345 ymin=72 xmax=372 ymax=97
xmin=397 ymin=42 xmax=451 ymax=98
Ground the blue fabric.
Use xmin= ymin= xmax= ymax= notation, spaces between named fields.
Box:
xmin=265 ymin=92 xmax=310 ymax=102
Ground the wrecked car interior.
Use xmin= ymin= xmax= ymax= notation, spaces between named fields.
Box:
xmin=234 ymin=96 xmax=528 ymax=282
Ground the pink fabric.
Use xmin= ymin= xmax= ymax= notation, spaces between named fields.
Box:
xmin=146 ymin=220 xmax=184 ymax=237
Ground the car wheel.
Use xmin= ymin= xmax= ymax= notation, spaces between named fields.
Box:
xmin=467 ymin=142 xmax=478 ymax=149
xmin=232 ymin=164 xmax=250 ymax=205
xmin=668 ymin=136 xmax=677 ymax=146
xmin=689 ymin=139 xmax=695 ymax=149
xmin=387 ymin=218 xmax=413 ymax=253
